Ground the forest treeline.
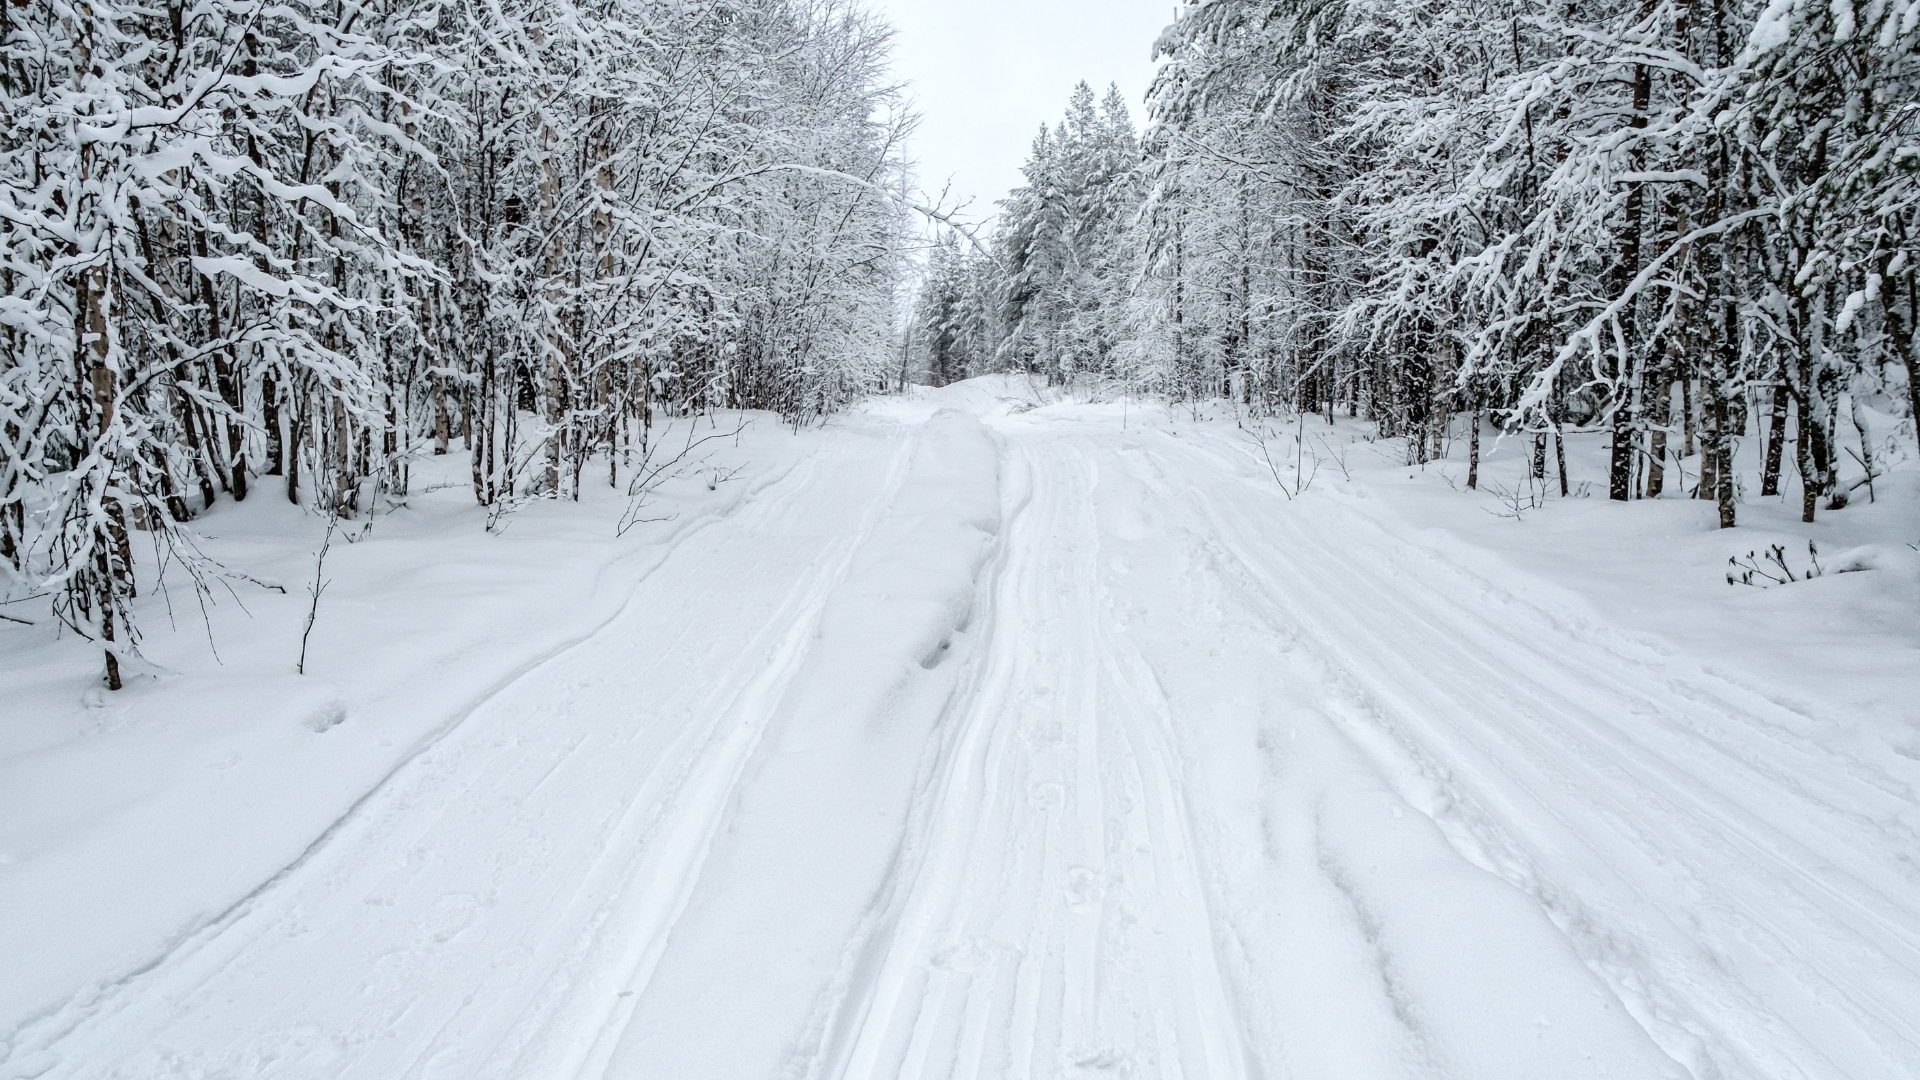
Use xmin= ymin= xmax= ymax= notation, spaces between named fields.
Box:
xmin=8 ymin=0 xmax=1917 ymax=688
xmin=2 ymin=0 xmax=912 ymax=685
xmin=914 ymin=0 xmax=1919 ymax=526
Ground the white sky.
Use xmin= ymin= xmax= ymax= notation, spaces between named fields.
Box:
xmin=868 ymin=0 xmax=1177 ymax=229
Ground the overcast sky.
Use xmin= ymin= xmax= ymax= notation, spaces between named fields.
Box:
xmin=867 ymin=0 xmax=1177 ymax=229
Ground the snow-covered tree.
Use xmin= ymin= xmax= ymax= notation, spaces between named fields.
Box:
xmin=997 ymin=82 xmax=1144 ymax=385
xmin=0 ymin=0 xmax=916 ymax=686
xmin=941 ymin=0 xmax=1917 ymax=523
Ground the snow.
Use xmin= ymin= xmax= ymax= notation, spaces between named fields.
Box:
xmin=3 ymin=378 xmax=1918 ymax=1079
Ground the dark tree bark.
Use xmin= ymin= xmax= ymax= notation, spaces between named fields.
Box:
xmin=1760 ymin=383 xmax=1788 ymax=496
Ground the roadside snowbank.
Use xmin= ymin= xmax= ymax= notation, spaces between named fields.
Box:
xmin=1061 ymin=391 xmax=1919 ymax=757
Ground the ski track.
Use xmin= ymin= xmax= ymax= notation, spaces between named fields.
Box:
xmin=1119 ymin=429 xmax=1920 ymax=1080
xmin=10 ymin=406 xmax=1917 ymax=1080
xmin=3 ymin=428 xmax=916 ymax=1080
xmin=4 ymin=448 xmax=820 ymax=1064
xmin=817 ymin=437 xmax=1252 ymax=1080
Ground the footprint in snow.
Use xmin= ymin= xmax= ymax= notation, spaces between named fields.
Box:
xmin=1029 ymin=781 xmax=1066 ymax=811
xmin=930 ymin=937 xmax=1004 ymax=975
xmin=1068 ymin=1046 xmax=1132 ymax=1072
xmin=1066 ymin=866 xmax=1106 ymax=911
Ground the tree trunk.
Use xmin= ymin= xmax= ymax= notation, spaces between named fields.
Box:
xmin=174 ymin=371 xmax=219 ymax=510
xmin=287 ymin=388 xmax=304 ymax=506
xmin=1682 ymin=375 xmax=1696 ymax=457
xmin=433 ymin=371 xmax=451 ymax=456
xmin=1795 ymin=381 xmax=1818 ymax=522
xmin=1467 ymin=403 xmax=1481 ymax=490
xmin=83 ymin=265 xmax=127 ymax=688
xmin=262 ymin=369 xmax=284 ymax=475
xmin=1878 ymin=255 xmax=1919 ymax=456
xmin=1761 ymin=383 xmax=1788 ymax=495
xmin=1553 ymin=415 xmax=1569 ymax=497
xmin=540 ymin=110 xmax=566 ymax=498
xmin=1707 ymin=362 xmax=1736 ymax=528
xmin=1608 ymin=51 xmax=1654 ymax=501
xmin=1646 ymin=372 xmax=1669 ymax=497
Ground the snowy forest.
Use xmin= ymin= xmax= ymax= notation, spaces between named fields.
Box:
xmin=8 ymin=0 xmax=1918 ymax=684
xmin=913 ymin=0 xmax=1920 ymax=530
xmin=2 ymin=0 xmax=912 ymax=686
xmin=5 ymin=0 xmax=1919 ymax=1075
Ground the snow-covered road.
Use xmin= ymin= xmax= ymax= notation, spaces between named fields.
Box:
xmin=7 ymin=387 xmax=1917 ymax=1080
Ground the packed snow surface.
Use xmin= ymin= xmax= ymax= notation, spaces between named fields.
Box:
xmin=3 ymin=377 xmax=1918 ymax=1079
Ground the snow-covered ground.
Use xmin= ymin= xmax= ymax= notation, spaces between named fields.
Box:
xmin=3 ymin=377 xmax=1916 ymax=1079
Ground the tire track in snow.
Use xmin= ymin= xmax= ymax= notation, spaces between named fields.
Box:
xmin=511 ymin=427 xmax=924 ymax=1080
xmin=815 ymin=435 xmax=1252 ymax=1080
xmin=1123 ymin=431 xmax=1920 ymax=1080
xmin=3 ymin=430 xmax=917 ymax=1080
xmin=1 ymin=450 xmax=804 ymax=1075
